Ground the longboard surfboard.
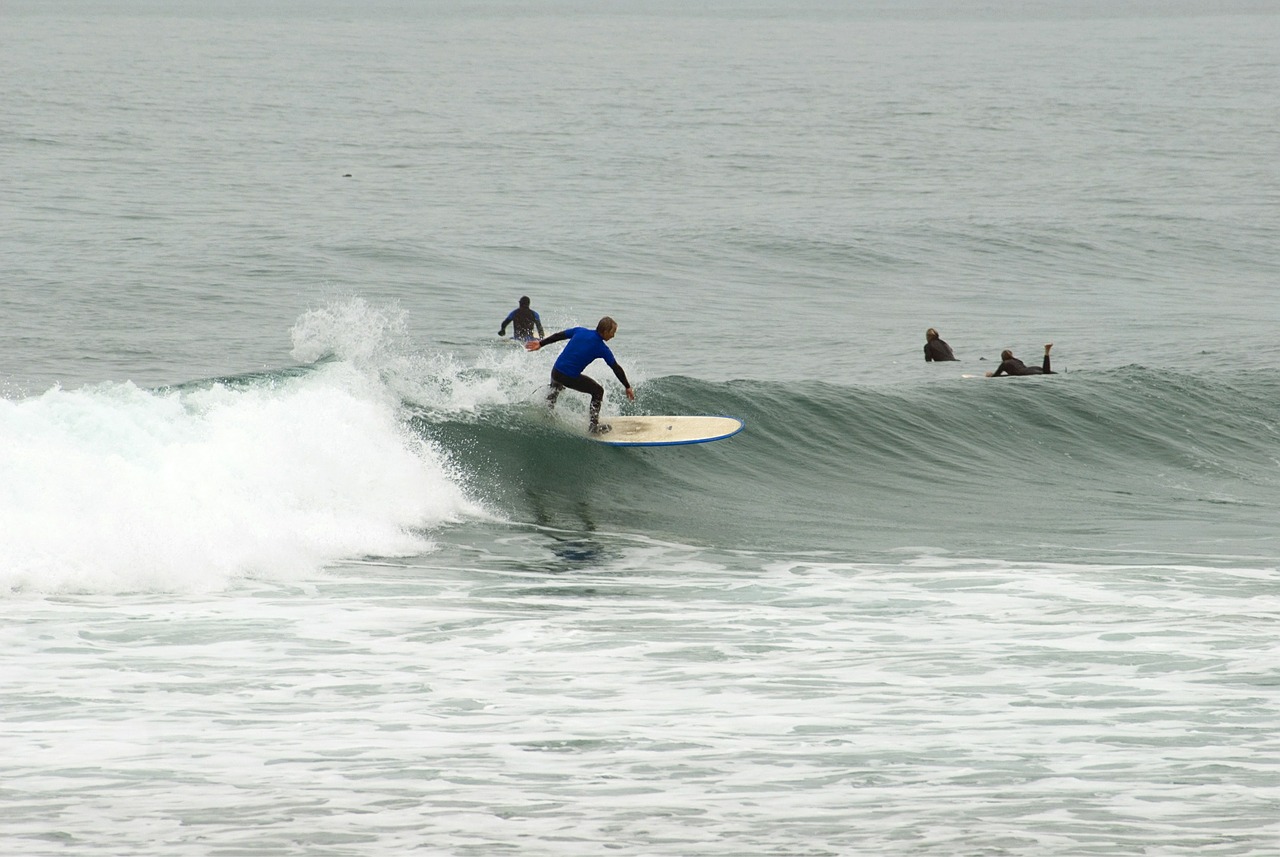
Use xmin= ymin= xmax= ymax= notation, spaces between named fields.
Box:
xmin=590 ymin=415 xmax=744 ymax=447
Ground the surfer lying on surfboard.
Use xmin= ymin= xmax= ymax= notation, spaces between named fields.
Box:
xmin=525 ymin=316 xmax=636 ymax=434
xmin=986 ymin=343 xmax=1055 ymax=377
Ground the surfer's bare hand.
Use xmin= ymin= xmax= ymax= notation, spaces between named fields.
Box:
xmin=625 ymin=387 xmax=636 ymax=401
xmin=525 ymin=341 xmax=540 ymax=352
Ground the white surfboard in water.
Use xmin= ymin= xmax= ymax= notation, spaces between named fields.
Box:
xmin=590 ymin=415 xmax=745 ymax=447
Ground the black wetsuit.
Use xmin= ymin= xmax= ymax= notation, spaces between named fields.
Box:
xmin=499 ymin=306 xmax=545 ymax=342
xmin=924 ymin=338 xmax=956 ymax=362
xmin=992 ymin=354 xmax=1053 ymax=376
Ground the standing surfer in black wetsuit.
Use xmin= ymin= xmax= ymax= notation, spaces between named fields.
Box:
xmin=499 ymin=296 xmax=546 ymax=343
xmin=924 ymin=328 xmax=957 ymax=362
xmin=987 ymin=343 xmax=1055 ymax=377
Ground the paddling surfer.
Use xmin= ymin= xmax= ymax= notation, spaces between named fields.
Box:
xmin=986 ymin=343 xmax=1055 ymax=377
xmin=525 ymin=316 xmax=635 ymax=434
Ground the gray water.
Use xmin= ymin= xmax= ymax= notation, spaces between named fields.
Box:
xmin=3 ymin=2 xmax=1280 ymax=854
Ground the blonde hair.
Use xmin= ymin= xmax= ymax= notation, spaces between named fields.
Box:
xmin=596 ymin=316 xmax=617 ymax=335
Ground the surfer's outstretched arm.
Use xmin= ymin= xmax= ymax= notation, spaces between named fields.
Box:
xmin=526 ymin=330 xmax=569 ymax=352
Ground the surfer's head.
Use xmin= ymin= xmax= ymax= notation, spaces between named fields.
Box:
xmin=519 ymin=295 xmax=531 ymax=307
xmin=1001 ymin=349 xmax=1014 ymax=361
xmin=926 ymin=328 xmax=939 ymax=341
xmin=596 ymin=316 xmax=617 ymax=340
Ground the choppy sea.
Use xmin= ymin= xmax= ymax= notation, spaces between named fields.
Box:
xmin=3 ymin=1 xmax=1280 ymax=854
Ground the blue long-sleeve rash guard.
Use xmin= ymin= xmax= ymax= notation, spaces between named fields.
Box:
xmin=540 ymin=327 xmax=631 ymax=388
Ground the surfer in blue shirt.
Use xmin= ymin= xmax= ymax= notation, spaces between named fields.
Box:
xmin=987 ymin=343 xmax=1054 ymax=376
xmin=525 ymin=316 xmax=635 ymax=434
xmin=499 ymin=296 xmax=545 ymax=343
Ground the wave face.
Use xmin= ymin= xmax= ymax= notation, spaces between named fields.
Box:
xmin=420 ymin=364 xmax=1280 ymax=560
xmin=6 ymin=297 xmax=1276 ymax=594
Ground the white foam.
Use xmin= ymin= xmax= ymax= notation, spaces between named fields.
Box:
xmin=289 ymin=294 xmax=412 ymax=368
xmin=0 ymin=361 xmax=480 ymax=595
xmin=290 ymin=296 xmax=556 ymax=415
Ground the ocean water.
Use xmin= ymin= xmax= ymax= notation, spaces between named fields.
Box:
xmin=3 ymin=1 xmax=1280 ymax=854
